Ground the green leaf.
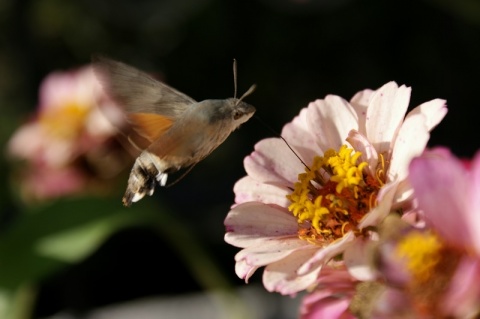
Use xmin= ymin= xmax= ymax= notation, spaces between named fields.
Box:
xmin=35 ymin=214 xmax=135 ymax=263
xmin=0 ymin=196 xmax=157 ymax=290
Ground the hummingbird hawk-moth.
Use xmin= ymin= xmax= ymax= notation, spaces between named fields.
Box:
xmin=92 ymin=55 xmax=256 ymax=206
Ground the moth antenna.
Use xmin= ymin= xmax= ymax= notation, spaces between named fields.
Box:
xmin=165 ymin=163 xmax=198 ymax=188
xmin=237 ymin=84 xmax=257 ymax=104
xmin=233 ymin=58 xmax=238 ymax=99
xmin=232 ymin=59 xmax=256 ymax=105
xmin=254 ymin=114 xmax=309 ymax=169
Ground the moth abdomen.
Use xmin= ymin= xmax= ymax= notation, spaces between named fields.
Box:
xmin=122 ymin=153 xmax=168 ymax=206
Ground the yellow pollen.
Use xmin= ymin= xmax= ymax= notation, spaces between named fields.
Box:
xmin=376 ymin=153 xmax=387 ymax=186
xmin=40 ymin=102 xmax=90 ymax=140
xmin=287 ymin=144 xmax=383 ymax=244
xmin=395 ymin=231 xmax=442 ymax=283
xmin=341 ymin=222 xmax=349 ymax=235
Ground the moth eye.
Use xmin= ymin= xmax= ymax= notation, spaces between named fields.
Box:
xmin=233 ymin=110 xmax=243 ymax=120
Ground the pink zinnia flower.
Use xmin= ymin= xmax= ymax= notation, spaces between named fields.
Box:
xmin=7 ymin=65 xmax=127 ymax=201
xmin=369 ymin=148 xmax=480 ymax=318
xmin=224 ymin=82 xmax=447 ymax=295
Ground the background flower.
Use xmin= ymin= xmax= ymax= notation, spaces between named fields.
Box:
xmin=299 ymin=265 xmax=358 ymax=319
xmin=367 ymin=148 xmax=480 ymax=318
xmin=7 ymin=65 xmax=129 ymax=202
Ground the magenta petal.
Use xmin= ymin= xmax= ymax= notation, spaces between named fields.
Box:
xmin=409 ymin=150 xmax=471 ymax=248
xmin=300 ymin=294 xmax=354 ymax=319
xmin=442 ymin=257 xmax=480 ymax=317
xmin=469 ymin=150 xmax=480 ymax=227
xmin=467 ymin=150 xmax=480 ymax=254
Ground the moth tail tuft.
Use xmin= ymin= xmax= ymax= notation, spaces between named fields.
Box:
xmin=122 ymin=161 xmax=158 ymax=207
xmin=122 ymin=193 xmax=133 ymax=207
xmin=122 ymin=176 xmax=156 ymax=207
xmin=122 ymin=191 xmax=135 ymax=207
xmin=122 ymin=153 xmax=170 ymax=206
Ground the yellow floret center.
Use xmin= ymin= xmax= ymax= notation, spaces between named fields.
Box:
xmin=287 ymin=145 xmax=383 ymax=244
xmin=40 ymin=102 xmax=90 ymax=140
xmin=395 ymin=231 xmax=442 ymax=283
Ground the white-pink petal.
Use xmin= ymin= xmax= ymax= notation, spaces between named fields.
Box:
xmin=7 ymin=122 xmax=43 ymax=160
xmin=343 ymin=238 xmax=377 ymax=281
xmin=359 ymin=181 xmax=398 ymax=228
xmin=85 ymin=105 xmax=119 ymax=137
xmin=366 ymin=82 xmax=411 ymax=156
xmin=349 ymin=88 xmax=374 ymax=135
xmin=263 ymin=248 xmax=321 ymax=295
xmin=224 ymin=202 xmax=297 ymax=248
xmin=405 ymin=98 xmax=447 ymax=132
xmin=244 ymin=138 xmax=304 ymax=185
xmin=346 ymin=130 xmax=378 ymax=177
xmin=282 ymin=107 xmax=322 ymax=162
xmin=387 ymin=112 xmax=430 ymax=182
xmin=391 ymin=179 xmax=415 ymax=210
xmin=235 ymin=259 xmax=260 ymax=282
xmin=234 ymin=238 xmax=310 ymax=267
xmin=39 ymin=67 xmax=97 ymax=112
xmin=298 ymin=231 xmax=355 ymax=275
xmin=350 ymin=88 xmax=374 ymax=108
xmin=233 ymin=176 xmax=290 ymax=206
xmin=306 ymin=96 xmax=359 ymax=152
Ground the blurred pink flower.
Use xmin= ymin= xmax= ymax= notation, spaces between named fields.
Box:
xmin=224 ymin=82 xmax=447 ymax=295
xmin=299 ymin=266 xmax=358 ymax=319
xmin=7 ymin=65 xmax=128 ymax=202
xmin=370 ymin=148 xmax=480 ymax=318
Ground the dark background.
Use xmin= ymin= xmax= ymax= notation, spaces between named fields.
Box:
xmin=1 ymin=0 xmax=479 ymax=317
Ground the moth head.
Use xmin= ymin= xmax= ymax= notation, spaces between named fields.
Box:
xmin=231 ymin=83 xmax=256 ymax=124
xmin=203 ymin=83 xmax=256 ymax=125
xmin=231 ymin=99 xmax=256 ymax=124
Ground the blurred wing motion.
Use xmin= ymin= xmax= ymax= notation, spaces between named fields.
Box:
xmin=92 ymin=55 xmax=195 ymax=149
xmin=93 ymin=55 xmax=199 ymax=205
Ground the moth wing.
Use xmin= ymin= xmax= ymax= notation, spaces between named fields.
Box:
xmin=146 ymin=120 xmax=200 ymax=160
xmin=92 ymin=55 xmax=196 ymax=151
xmin=92 ymin=54 xmax=196 ymax=118
xmin=125 ymin=113 xmax=174 ymax=151
xmin=145 ymin=118 xmax=219 ymax=167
